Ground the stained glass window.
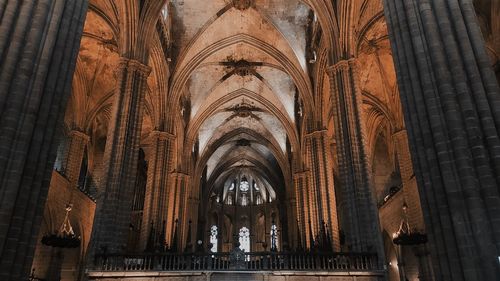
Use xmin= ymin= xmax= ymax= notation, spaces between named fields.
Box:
xmin=239 ymin=178 xmax=249 ymax=192
xmin=270 ymin=224 xmax=279 ymax=251
xmin=210 ymin=225 xmax=218 ymax=252
xmin=239 ymin=227 xmax=250 ymax=252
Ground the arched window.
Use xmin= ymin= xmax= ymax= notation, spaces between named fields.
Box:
xmin=241 ymin=193 xmax=248 ymax=206
xmin=239 ymin=177 xmax=249 ymax=192
xmin=270 ymin=224 xmax=279 ymax=251
xmin=239 ymin=227 xmax=250 ymax=252
xmin=256 ymin=194 xmax=262 ymax=205
xmin=210 ymin=225 xmax=218 ymax=252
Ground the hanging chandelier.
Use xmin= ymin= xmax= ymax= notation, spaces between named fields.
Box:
xmin=392 ymin=202 xmax=428 ymax=246
xmin=42 ymin=204 xmax=81 ymax=248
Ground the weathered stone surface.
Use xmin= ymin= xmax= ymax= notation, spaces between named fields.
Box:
xmin=0 ymin=1 xmax=88 ymax=279
xmin=0 ymin=0 xmax=497 ymax=280
xmin=384 ymin=0 xmax=500 ymax=280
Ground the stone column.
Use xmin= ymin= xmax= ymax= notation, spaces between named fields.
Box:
xmin=293 ymin=171 xmax=312 ymax=249
xmin=139 ymin=131 xmax=174 ymax=250
xmin=383 ymin=0 xmax=500 ymax=279
xmin=304 ymin=130 xmax=340 ymax=250
xmin=62 ymin=130 xmax=90 ymax=186
xmin=327 ymin=59 xmax=384 ymax=258
xmin=88 ymin=58 xmax=151 ymax=254
xmin=168 ymin=172 xmax=190 ymax=250
xmin=287 ymin=198 xmax=298 ymax=248
xmin=0 ymin=1 xmax=87 ymax=279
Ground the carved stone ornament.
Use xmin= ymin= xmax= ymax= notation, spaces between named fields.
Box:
xmin=233 ymin=0 xmax=255 ymax=10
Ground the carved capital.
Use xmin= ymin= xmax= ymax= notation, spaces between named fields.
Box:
xmin=233 ymin=0 xmax=255 ymax=10
xmin=172 ymin=172 xmax=190 ymax=180
xmin=117 ymin=57 xmax=152 ymax=76
xmin=305 ymin=129 xmax=328 ymax=140
xmin=68 ymin=130 xmax=90 ymax=143
xmin=151 ymin=130 xmax=175 ymax=141
xmin=293 ymin=170 xmax=311 ymax=180
xmin=326 ymin=58 xmax=358 ymax=76
xmin=392 ymin=129 xmax=408 ymax=141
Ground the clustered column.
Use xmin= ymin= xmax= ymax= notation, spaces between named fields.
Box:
xmin=293 ymin=171 xmax=312 ymax=248
xmin=167 ymin=172 xmax=191 ymax=250
xmin=327 ymin=59 xmax=384 ymax=259
xmin=0 ymin=1 xmax=88 ymax=279
xmin=304 ymin=130 xmax=340 ymax=250
xmin=88 ymin=58 xmax=151 ymax=254
xmin=139 ymin=131 xmax=175 ymax=250
xmin=383 ymin=0 xmax=500 ymax=280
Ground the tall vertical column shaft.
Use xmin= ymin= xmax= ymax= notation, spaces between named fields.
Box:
xmin=88 ymin=58 xmax=151 ymax=254
xmin=0 ymin=1 xmax=87 ymax=279
xmin=293 ymin=171 xmax=311 ymax=248
xmin=383 ymin=0 xmax=500 ymax=279
xmin=63 ymin=130 xmax=89 ymax=186
xmin=140 ymin=131 xmax=174 ymax=250
xmin=304 ymin=130 xmax=340 ymax=250
xmin=327 ymin=59 xmax=384 ymax=257
xmin=167 ymin=172 xmax=190 ymax=249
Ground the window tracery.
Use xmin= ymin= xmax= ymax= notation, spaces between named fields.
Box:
xmin=239 ymin=227 xmax=250 ymax=253
xmin=210 ymin=225 xmax=218 ymax=252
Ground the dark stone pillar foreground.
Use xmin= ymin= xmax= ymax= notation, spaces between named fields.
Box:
xmin=0 ymin=1 xmax=88 ymax=280
xmin=383 ymin=0 xmax=500 ymax=280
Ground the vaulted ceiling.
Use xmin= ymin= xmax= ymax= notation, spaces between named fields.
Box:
xmin=68 ymin=0 xmax=416 ymax=203
xmin=168 ymin=0 xmax=316 ymax=200
xmin=66 ymin=0 xmax=386 ymax=200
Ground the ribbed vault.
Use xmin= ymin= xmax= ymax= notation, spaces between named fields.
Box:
xmin=166 ymin=0 xmax=317 ymax=207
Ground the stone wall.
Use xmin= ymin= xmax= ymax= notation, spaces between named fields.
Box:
xmin=379 ymin=190 xmax=420 ymax=281
xmin=31 ymin=171 xmax=96 ymax=281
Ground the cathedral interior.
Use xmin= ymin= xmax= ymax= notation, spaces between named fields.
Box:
xmin=0 ymin=0 xmax=499 ymax=281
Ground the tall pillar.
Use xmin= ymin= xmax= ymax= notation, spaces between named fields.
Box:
xmin=293 ymin=171 xmax=313 ymax=249
xmin=186 ymin=197 xmax=199 ymax=251
xmin=88 ymin=58 xmax=151 ymax=254
xmin=167 ymin=172 xmax=190 ymax=250
xmin=287 ymin=198 xmax=298 ymax=248
xmin=0 ymin=1 xmax=87 ymax=279
xmin=327 ymin=59 xmax=384 ymax=258
xmin=62 ymin=130 xmax=90 ymax=186
xmin=384 ymin=0 xmax=500 ymax=280
xmin=139 ymin=131 xmax=174 ymax=250
xmin=304 ymin=130 xmax=340 ymax=250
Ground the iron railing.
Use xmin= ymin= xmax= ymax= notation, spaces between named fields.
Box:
xmin=92 ymin=252 xmax=379 ymax=272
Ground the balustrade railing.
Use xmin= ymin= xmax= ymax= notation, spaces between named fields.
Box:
xmin=92 ymin=252 xmax=379 ymax=272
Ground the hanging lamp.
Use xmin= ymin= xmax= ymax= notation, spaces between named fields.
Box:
xmin=42 ymin=204 xmax=80 ymax=248
xmin=392 ymin=202 xmax=427 ymax=245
